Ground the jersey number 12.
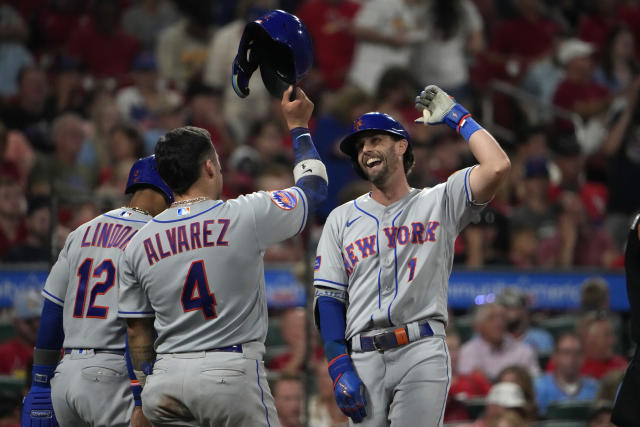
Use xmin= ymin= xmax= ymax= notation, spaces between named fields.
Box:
xmin=181 ymin=260 xmax=217 ymax=319
xmin=73 ymin=258 xmax=115 ymax=319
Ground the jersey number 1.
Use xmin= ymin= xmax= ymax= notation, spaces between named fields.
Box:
xmin=181 ymin=260 xmax=217 ymax=319
xmin=73 ymin=258 xmax=115 ymax=319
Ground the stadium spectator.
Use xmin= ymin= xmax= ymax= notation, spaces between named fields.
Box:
xmin=488 ymin=0 xmax=561 ymax=81
xmin=0 ymin=288 xmax=42 ymax=378
xmin=35 ymin=0 xmax=85 ymax=53
xmin=374 ymin=67 xmax=421 ymax=128
xmin=552 ymin=38 xmax=611 ymax=134
xmin=115 ymin=51 xmax=177 ymax=124
xmin=496 ymin=288 xmax=554 ymax=356
xmin=44 ymin=55 xmax=87 ymax=119
xmin=507 ymin=225 xmax=539 ymax=268
xmin=310 ymin=85 xmax=371 ymax=220
xmin=577 ymin=0 xmax=620 ymax=55
xmin=28 ymin=113 xmax=97 ymax=208
xmin=203 ymin=1 xmax=273 ymax=143
xmin=81 ymin=94 xmax=119 ymax=171
xmin=156 ymin=0 xmax=215 ymax=88
xmin=185 ymin=82 xmax=235 ymax=160
xmin=308 ymin=358 xmax=348 ymax=427
xmin=534 ymin=333 xmax=599 ymax=416
xmin=0 ymin=3 xmax=32 ymax=99
xmin=0 ymin=170 xmax=27 ymax=259
xmin=510 ymin=157 xmax=557 ymax=242
xmin=444 ymin=332 xmax=492 ymax=422
xmin=594 ymin=26 xmax=639 ymax=95
xmin=459 ymin=303 xmax=540 ymax=380
xmin=1 ymin=66 xmax=51 ymax=151
xmin=497 ymin=366 xmax=537 ymax=420
xmin=272 ymin=373 xmax=304 ymax=427
xmin=67 ymin=0 xmax=140 ymax=78
xmin=267 ymin=308 xmax=311 ymax=373
xmin=2 ymin=196 xmax=50 ymax=263
xmin=410 ymin=0 xmax=484 ymax=103
xmin=581 ymin=277 xmax=611 ymax=312
xmin=122 ymin=0 xmax=179 ymax=50
xmin=296 ymin=0 xmax=361 ymax=90
xmin=459 ymin=382 xmax=528 ymax=427
xmin=347 ymin=0 xmax=425 ymax=94
xmin=141 ymin=91 xmax=185 ymax=155
xmin=463 ymin=206 xmax=510 ymax=267
xmin=578 ymin=312 xmax=628 ymax=379
xmin=537 ymin=191 xmax=620 ymax=268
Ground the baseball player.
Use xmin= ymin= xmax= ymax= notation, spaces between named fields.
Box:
xmin=21 ymin=156 xmax=173 ymax=427
xmin=118 ymin=85 xmax=328 ymax=426
xmin=313 ymin=85 xmax=511 ymax=426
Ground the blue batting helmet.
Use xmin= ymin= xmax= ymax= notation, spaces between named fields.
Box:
xmin=125 ymin=155 xmax=174 ymax=203
xmin=339 ymin=112 xmax=414 ymax=179
xmin=232 ymin=9 xmax=313 ymax=99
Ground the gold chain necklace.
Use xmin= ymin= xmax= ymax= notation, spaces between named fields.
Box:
xmin=171 ymin=197 xmax=211 ymax=207
xmin=125 ymin=206 xmax=152 ymax=216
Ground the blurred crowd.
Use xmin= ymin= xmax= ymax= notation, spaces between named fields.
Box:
xmin=0 ymin=0 xmax=639 ymax=426
xmin=0 ymin=0 xmax=639 ymax=269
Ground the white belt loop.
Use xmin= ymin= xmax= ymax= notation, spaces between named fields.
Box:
xmin=350 ymin=334 xmax=362 ymax=352
xmin=406 ymin=321 xmax=421 ymax=342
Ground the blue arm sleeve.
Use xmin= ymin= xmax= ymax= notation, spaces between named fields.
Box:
xmin=125 ymin=335 xmax=143 ymax=406
xmin=317 ymin=296 xmax=349 ymax=361
xmin=291 ymin=127 xmax=328 ymax=211
xmin=35 ymin=299 xmax=64 ymax=350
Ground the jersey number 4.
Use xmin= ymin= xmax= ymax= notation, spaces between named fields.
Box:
xmin=73 ymin=258 xmax=115 ymax=319
xmin=181 ymin=260 xmax=217 ymax=319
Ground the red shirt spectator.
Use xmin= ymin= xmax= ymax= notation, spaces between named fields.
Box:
xmin=618 ymin=2 xmax=640 ymax=57
xmin=0 ymin=338 xmax=32 ymax=376
xmin=490 ymin=16 xmax=559 ymax=61
xmin=67 ymin=1 xmax=140 ymax=78
xmin=553 ymin=80 xmax=610 ymax=116
xmin=546 ymin=354 xmax=628 ymax=380
xmin=297 ymin=0 xmax=361 ymax=89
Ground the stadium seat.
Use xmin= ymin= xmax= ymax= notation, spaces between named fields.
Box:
xmin=462 ymin=397 xmax=486 ymax=420
xmin=545 ymin=400 xmax=592 ymax=421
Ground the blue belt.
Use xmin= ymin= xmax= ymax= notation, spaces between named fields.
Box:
xmin=64 ymin=349 xmax=125 ymax=355
xmin=358 ymin=322 xmax=434 ymax=353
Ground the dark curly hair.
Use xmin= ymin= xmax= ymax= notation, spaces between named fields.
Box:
xmin=154 ymin=126 xmax=215 ymax=195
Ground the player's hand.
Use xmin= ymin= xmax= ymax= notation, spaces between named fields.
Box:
xmin=130 ymin=406 xmax=152 ymax=427
xmin=414 ymin=85 xmax=470 ymax=130
xmin=281 ymin=85 xmax=314 ymax=130
xmin=21 ymin=385 xmax=59 ymax=427
xmin=334 ymin=370 xmax=368 ymax=423
xmin=327 ymin=354 xmax=368 ymax=423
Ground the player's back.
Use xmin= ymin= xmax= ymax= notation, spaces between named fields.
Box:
xmin=121 ymin=189 xmax=307 ymax=353
xmin=43 ymin=207 xmax=151 ymax=350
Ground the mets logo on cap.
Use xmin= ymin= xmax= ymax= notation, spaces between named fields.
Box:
xmin=269 ymin=190 xmax=297 ymax=210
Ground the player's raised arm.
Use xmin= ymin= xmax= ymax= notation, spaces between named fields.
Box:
xmin=415 ymin=85 xmax=511 ymax=203
xmin=281 ymin=85 xmax=328 ymax=211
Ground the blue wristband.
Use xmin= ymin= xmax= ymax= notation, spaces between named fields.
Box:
xmin=32 ymin=364 xmax=56 ymax=388
xmin=458 ymin=117 xmax=483 ymax=142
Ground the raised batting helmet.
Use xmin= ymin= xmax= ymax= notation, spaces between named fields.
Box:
xmin=232 ymin=9 xmax=313 ymax=99
xmin=339 ymin=112 xmax=414 ymax=179
xmin=125 ymin=155 xmax=174 ymax=203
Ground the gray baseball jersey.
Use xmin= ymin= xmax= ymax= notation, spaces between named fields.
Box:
xmin=43 ymin=207 xmax=150 ymax=349
xmin=118 ymin=188 xmax=308 ymax=353
xmin=314 ymin=166 xmax=482 ymax=339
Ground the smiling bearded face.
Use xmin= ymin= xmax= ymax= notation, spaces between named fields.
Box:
xmin=357 ymin=132 xmax=404 ymax=187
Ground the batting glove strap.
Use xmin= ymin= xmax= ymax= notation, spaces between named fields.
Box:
xmin=130 ymin=381 xmax=143 ymax=406
xmin=31 ymin=364 xmax=56 ymax=388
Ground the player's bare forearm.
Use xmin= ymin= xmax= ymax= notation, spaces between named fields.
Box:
xmin=467 ymin=129 xmax=511 ymax=203
xmin=126 ymin=318 xmax=156 ymax=371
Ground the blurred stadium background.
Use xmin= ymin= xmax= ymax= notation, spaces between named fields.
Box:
xmin=0 ymin=0 xmax=639 ymax=426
